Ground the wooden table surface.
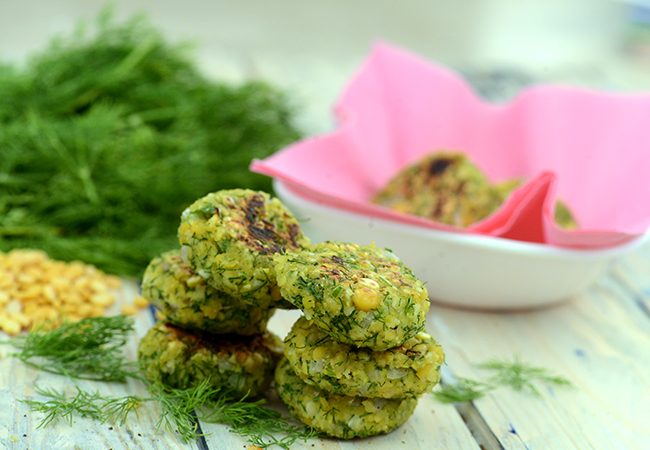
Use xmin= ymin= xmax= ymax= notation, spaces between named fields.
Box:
xmin=2 ymin=239 xmax=649 ymax=450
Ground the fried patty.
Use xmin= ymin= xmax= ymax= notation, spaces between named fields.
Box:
xmin=275 ymin=357 xmax=418 ymax=439
xmin=178 ymin=189 xmax=310 ymax=307
xmin=284 ymin=316 xmax=444 ymax=398
xmin=141 ymin=249 xmax=274 ymax=335
xmin=138 ymin=320 xmax=283 ymax=398
xmin=372 ymin=152 xmax=498 ymax=227
xmin=274 ymin=241 xmax=429 ymax=351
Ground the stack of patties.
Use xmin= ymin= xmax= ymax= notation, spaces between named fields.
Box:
xmin=273 ymin=242 xmax=445 ymax=439
xmin=137 ymin=189 xmax=311 ymax=399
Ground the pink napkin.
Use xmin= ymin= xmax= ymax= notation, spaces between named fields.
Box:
xmin=251 ymin=42 xmax=650 ymax=249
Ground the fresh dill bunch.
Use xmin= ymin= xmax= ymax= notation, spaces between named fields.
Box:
xmin=433 ymin=356 xmax=573 ymax=404
xmin=0 ymin=8 xmax=304 ymax=278
xmin=9 ymin=315 xmax=139 ymax=382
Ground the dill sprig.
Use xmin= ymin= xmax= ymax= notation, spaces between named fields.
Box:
xmin=199 ymin=392 xmax=320 ymax=448
xmin=148 ymin=377 xmax=209 ymax=440
xmin=477 ymin=356 xmax=573 ymax=395
xmin=23 ymin=386 xmax=143 ymax=429
xmin=20 ymin=378 xmax=214 ymax=442
xmin=433 ymin=356 xmax=573 ymax=404
xmin=432 ymin=377 xmax=492 ymax=404
xmin=9 ymin=315 xmax=138 ymax=382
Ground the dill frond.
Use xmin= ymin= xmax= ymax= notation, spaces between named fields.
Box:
xmin=9 ymin=315 xmax=139 ymax=382
xmin=477 ymin=355 xmax=573 ymax=396
xmin=433 ymin=356 xmax=573 ymax=404
xmin=199 ymin=392 xmax=320 ymax=449
xmin=432 ymin=377 xmax=491 ymax=403
xmin=22 ymin=385 xmax=143 ymax=428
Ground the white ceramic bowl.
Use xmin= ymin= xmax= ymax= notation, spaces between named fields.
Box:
xmin=275 ymin=180 xmax=649 ymax=310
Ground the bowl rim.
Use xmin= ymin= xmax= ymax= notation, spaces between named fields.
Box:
xmin=274 ymin=179 xmax=650 ymax=261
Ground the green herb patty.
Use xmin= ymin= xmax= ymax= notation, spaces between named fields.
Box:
xmin=284 ymin=316 xmax=444 ymax=398
xmin=178 ymin=189 xmax=310 ymax=306
xmin=138 ymin=320 xmax=283 ymax=399
xmin=275 ymin=357 xmax=417 ymax=439
xmin=274 ymin=241 xmax=430 ymax=351
xmin=141 ymin=249 xmax=275 ymax=335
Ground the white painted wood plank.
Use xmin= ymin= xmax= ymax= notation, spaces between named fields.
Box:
xmin=426 ymin=267 xmax=650 ymax=450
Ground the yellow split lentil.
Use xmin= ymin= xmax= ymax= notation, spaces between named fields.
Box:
xmin=0 ymin=249 xmax=123 ymax=335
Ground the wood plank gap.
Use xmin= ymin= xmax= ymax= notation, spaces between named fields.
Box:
xmin=454 ymin=402 xmax=504 ymax=450
xmin=146 ymin=300 xmax=211 ymax=449
xmin=143 ymin=302 xmax=206 ymax=449
xmin=190 ymin=410 xmax=211 ymax=450
xmin=609 ymin=272 xmax=650 ymax=321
